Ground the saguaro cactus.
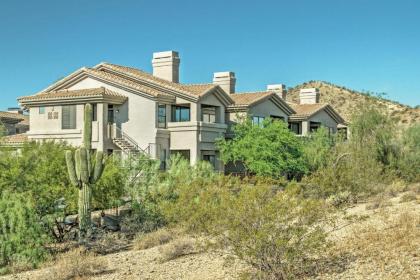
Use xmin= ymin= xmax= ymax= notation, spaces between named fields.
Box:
xmin=65 ymin=103 xmax=105 ymax=240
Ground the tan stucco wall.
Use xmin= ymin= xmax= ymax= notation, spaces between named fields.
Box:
xmin=302 ymin=110 xmax=338 ymax=136
xmin=68 ymin=77 xmax=158 ymax=151
xmin=248 ymin=99 xmax=289 ymax=120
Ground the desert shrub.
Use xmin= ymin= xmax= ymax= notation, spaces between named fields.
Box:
xmin=134 ymin=228 xmax=173 ymax=250
xmin=350 ymin=103 xmax=398 ymax=167
xmin=302 ymin=127 xmax=335 ymax=172
xmin=163 ymin=178 xmax=333 ymax=279
xmin=394 ymin=124 xmax=420 ymax=182
xmin=217 ymin=117 xmax=307 ymax=179
xmin=159 ymin=237 xmax=196 ymax=262
xmin=124 ymin=155 xmax=219 ymax=234
xmin=216 ymin=185 xmax=332 ymax=279
xmin=0 ymin=141 xmax=77 ymax=216
xmin=303 ymin=140 xmax=386 ymax=200
xmin=39 ymin=247 xmax=109 ymax=280
xmin=399 ymin=192 xmax=417 ymax=203
xmin=302 ymin=103 xmax=402 ymax=200
xmin=385 ymin=180 xmax=407 ymax=197
xmin=326 ymin=191 xmax=354 ymax=207
xmin=92 ymin=156 xmax=128 ymax=210
xmin=0 ymin=192 xmax=49 ymax=270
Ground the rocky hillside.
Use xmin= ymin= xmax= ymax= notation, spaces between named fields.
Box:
xmin=287 ymin=81 xmax=420 ymax=125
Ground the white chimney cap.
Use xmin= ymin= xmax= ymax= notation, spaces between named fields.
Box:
xmin=267 ymin=84 xmax=286 ymax=91
xmin=152 ymin=51 xmax=179 ymax=59
xmin=213 ymin=71 xmax=235 ymax=78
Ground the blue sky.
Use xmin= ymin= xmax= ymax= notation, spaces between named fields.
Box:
xmin=1 ymin=0 xmax=419 ymax=109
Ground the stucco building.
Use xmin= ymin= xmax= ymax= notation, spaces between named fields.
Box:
xmin=15 ymin=50 xmax=345 ymax=171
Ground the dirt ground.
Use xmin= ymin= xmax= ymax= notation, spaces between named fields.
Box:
xmin=1 ymin=191 xmax=418 ymax=280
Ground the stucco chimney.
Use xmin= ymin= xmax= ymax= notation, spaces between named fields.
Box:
xmin=213 ymin=72 xmax=236 ymax=94
xmin=152 ymin=51 xmax=180 ymax=83
xmin=299 ymin=88 xmax=320 ymax=104
xmin=267 ymin=84 xmax=287 ymax=100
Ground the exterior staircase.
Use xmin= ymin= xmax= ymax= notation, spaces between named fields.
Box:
xmin=113 ymin=138 xmax=140 ymax=156
xmin=111 ymin=125 xmax=154 ymax=159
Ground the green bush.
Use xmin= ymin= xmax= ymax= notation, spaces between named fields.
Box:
xmin=217 ymin=117 xmax=307 ymax=179
xmin=302 ymin=127 xmax=335 ymax=172
xmin=161 ymin=173 xmax=332 ymax=279
xmin=92 ymin=156 xmax=128 ymax=210
xmin=0 ymin=192 xmax=49 ymax=270
xmin=0 ymin=141 xmax=77 ymax=216
xmin=395 ymin=124 xmax=420 ymax=182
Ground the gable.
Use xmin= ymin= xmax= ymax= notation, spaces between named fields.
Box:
xmin=248 ymin=98 xmax=289 ymax=119
xmin=309 ymin=109 xmax=339 ymax=127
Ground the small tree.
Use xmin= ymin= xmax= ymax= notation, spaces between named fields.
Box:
xmin=396 ymin=124 xmax=420 ymax=182
xmin=217 ymin=118 xmax=306 ymax=179
xmin=65 ymin=104 xmax=105 ymax=240
xmin=0 ymin=192 xmax=49 ymax=269
xmin=302 ymin=127 xmax=335 ymax=172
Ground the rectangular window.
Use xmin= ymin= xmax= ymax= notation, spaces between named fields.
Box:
xmin=108 ymin=104 xmax=114 ymax=123
xmin=158 ymin=104 xmax=166 ymax=128
xmin=202 ymin=154 xmax=216 ymax=168
xmin=270 ymin=115 xmax=284 ymax=122
xmin=62 ymin=105 xmax=77 ymax=129
xmin=92 ymin=104 xmax=97 ymax=122
xmin=202 ymin=106 xmax=216 ymax=123
xmin=171 ymin=105 xmax=190 ymax=122
xmin=310 ymin=122 xmax=321 ymax=132
xmin=288 ymin=122 xmax=301 ymax=134
xmin=39 ymin=107 xmax=45 ymax=114
xmin=252 ymin=116 xmax=265 ymax=127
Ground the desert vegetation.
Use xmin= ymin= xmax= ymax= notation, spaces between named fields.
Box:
xmin=0 ymin=101 xmax=419 ymax=279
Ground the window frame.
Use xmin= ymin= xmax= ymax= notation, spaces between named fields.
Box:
xmin=158 ymin=104 xmax=167 ymax=128
xmin=288 ymin=122 xmax=301 ymax=135
xmin=201 ymin=105 xmax=217 ymax=123
xmin=61 ymin=105 xmax=77 ymax=130
xmin=171 ymin=105 xmax=190 ymax=122
xmin=252 ymin=115 xmax=265 ymax=127
xmin=39 ymin=106 xmax=45 ymax=114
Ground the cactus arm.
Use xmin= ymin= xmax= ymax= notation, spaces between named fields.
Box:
xmin=65 ymin=150 xmax=79 ymax=187
xmin=75 ymin=149 xmax=81 ymax=182
xmin=84 ymin=103 xmax=93 ymax=150
xmin=87 ymin=149 xmax=92 ymax=178
xmin=79 ymin=148 xmax=90 ymax=184
xmin=91 ymin=151 xmax=105 ymax=184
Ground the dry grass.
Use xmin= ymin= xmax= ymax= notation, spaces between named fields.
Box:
xmin=385 ymin=180 xmax=407 ymax=197
xmin=333 ymin=211 xmax=420 ymax=279
xmin=399 ymin=191 xmax=418 ymax=203
xmin=134 ymin=228 xmax=174 ymax=250
xmin=159 ymin=237 xmax=196 ymax=262
xmin=38 ymin=247 xmax=109 ymax=280
xmin=365 ymin=193 xmax=392 ymax=210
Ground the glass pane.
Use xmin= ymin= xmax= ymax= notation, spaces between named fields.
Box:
xmin=180 ymin=108 xmax=190 ymax=122
xmin=62 ymin=105 xmax=76 ymax=129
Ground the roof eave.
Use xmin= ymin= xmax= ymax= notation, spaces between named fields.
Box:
xmin=19 ymin=95 xmax=127 ymax=107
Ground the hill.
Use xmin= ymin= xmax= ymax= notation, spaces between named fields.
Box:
xmin=287 ymin=81 xmax=420 ymax=125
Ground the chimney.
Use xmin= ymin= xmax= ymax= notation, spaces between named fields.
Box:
xmin=267 ymin=84 xmax=287 ymax=100
xmin=152 ymin=51 xmax=180 ymax=83
xmin=213 ymin=72 xmax=236 ymax=94
xmin=299 ymin=88 xmax=320 ymax=104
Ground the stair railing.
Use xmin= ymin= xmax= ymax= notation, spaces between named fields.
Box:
xmin=114 ymin=126 xmax=146 ymax=153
